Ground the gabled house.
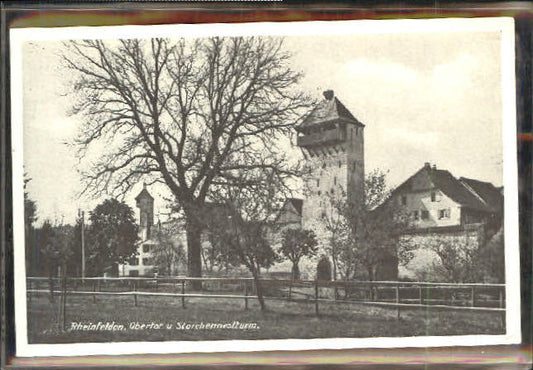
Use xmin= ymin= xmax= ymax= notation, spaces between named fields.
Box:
xmin=392 ymin=162 xmax=502 ymax=233
xmin=391 ymin=162 xmax=504 ymax=280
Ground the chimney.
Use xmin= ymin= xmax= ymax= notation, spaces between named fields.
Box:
xmin=432 ymin=164 xmax=437 ymax=170
xmin=424 ymin=162 xmax=431 ymax=169
xmin=323 ymin=90 xmax=334 ymax=101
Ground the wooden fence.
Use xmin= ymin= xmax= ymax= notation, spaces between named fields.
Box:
xmin=27 ymin=276 xmax=506 ymax=330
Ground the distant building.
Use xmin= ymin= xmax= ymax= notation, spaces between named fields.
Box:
xmin=274 ymin=90 xmax=503 ymax=282
xmin=296 ymin=89 xmax=365 ymax=231
xmin=119 ymin=184 xmax=157 ymax=277
xmin=391 ymin=163 xmax=503 ymax=280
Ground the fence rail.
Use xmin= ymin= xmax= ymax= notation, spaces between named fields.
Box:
xmin=27 ymin=275 xmax=507 ymax=331
xmin=27 ymin=276 xmax=505 ymax=313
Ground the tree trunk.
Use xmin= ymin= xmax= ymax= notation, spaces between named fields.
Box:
xmin=291 ymin=262 xmax=300 ymax=281
xmin=186 ymin=219 xmax=203 ymax=290
xmin=251 ymin=268 xmax=266 ymax=311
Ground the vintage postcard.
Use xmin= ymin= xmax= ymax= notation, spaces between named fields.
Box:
xmin=11 ymin=17 xmax=520 ymax=357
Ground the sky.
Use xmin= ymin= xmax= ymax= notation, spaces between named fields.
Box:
xmin=20 ymin=26 xmax=505 ymax=225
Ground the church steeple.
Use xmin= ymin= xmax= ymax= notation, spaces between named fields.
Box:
xmin=135 ymin=183 xmax=154 ymax=240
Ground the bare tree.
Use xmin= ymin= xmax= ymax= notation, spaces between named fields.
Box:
xmin=207 ymin=168 xmax=287 ymax=311
xmin=63 ymin=37 xmax=310 ymax=281
xmin=325 ymin=170 xmax=411 ymax=281
xmin=151 ymin=221 xmax=186 ymax=276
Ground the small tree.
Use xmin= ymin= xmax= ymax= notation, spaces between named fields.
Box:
xmin=86 ymin=199 xmax=138 ymax=276
xmin=279 ymin=228 xmax=318 ymax=280
xmin=151 ymin=222 xmax=186 ymax=276
xmin=477 ymin=227 xmax=504 ymax=283
xmin=326 ymin=170 xmax=411 ymax=281
xmin=24 ymin=174 xmax=38 ymax=276
xmin=207 ymin=169 xmax=287 ymax=311
xmin=37 ymin=221 xmax=74 ymax=278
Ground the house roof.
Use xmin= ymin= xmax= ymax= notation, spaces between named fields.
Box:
xmin=459 ymin=177 xmax=504 ymax=213
xmin=393 ymin=164 xmax=502 ymax=213
xmin=429 ymin=169 xmax=490 ymax=212
xmin=297 ymin=91 xmax=363 ymax=131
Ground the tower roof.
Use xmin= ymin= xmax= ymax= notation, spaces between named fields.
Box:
xmin=135 ymin=183 xmax=154 ymax=202
xmin=297 ymin=90 xmax=364 ymax=131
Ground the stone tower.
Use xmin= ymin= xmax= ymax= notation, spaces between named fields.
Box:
xmin=296 ymin=90 xmax=365 ymax=232
xmin=135 ymin=183 xmax=154 ymax=240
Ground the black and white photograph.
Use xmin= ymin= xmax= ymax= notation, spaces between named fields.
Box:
xmin=11 ymin=18 xmax=520 ymax=357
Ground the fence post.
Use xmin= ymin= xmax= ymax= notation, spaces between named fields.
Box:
xmin=28 ymin=280 xmax=32 ymax=304
xmin=499 ymin=289 xmax=504 ymax=308
xmin=62 ymin=275 xmax=67 ymax=331
xmin=134 ymin=282 xmax=138 ymax=307
xmin=315 ymin=280 xmax=319 ymax=316
xmin=93 ymin=281 xmax=96 ymax=304
xmin=244 ymin=282 xmax=248 ymax=310
xmin=288 ymin=280 xmax=292 ymax=301
xmin=181 ymin=280 xmax=186 ymax=309
xmin=49 ymin=276 xmax=55 ymax=302
xmin=395 ymin=284 xmax=400 ymax=320
xmin=418 ymin=285 xmax=423 ymax=305
xmin=470 ymin=286 xmax=475 ymax=307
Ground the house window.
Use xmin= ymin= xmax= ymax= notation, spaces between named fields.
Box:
xmin=401 ymin=195 xmax=407 ymax=206
xmin=353 ymin=162 xmax=356 ymax=171
xmin=142 ymin=257 xmax=152 ymax=266
xmin=330 ymin=188 xmax=334 ymax=194
xmin=431 ymin=192 xmax=437 ymax=202
xmin=129 ymin=257 xmax=139 ymax=266
xmin=338 ymin=160 xmax=342 ymax=168
xmin=318 ymin=190 xmax=321 ymax=196
xmin=142 ymin=244 xmax=150 ymax=253
xmin=129 ymin=270 xmax=139 ymax=277
xmin=412 ymin=210 xmax=419 ymax=220
xmin=421 ymin=210 xmax=429 ymax=220
xmin=316 ymin=179 xmax=320 ymax=187
xmin=334 ymin=176 xmax=337 ymax=185
xmin=438 ymin=209 xmax=451 ymax=219
xmin=321 ymin=211 xmax=326 ymax=219
xmin=322 ymin=162 xmax=326 ymax=169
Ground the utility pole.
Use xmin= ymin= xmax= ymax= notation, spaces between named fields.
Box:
xmin=79 ymin=209 xmax=86 ymax=280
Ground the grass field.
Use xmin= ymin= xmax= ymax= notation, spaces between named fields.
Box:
xmin=26 ymin=292 xmax=505 ymax=344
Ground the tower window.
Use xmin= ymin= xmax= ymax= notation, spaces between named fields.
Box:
xmin=334 ymin=176 xmax=337 ymax=185
xmin=330 ymin=188 xmax=334 ymax=194
xmin=322 ymin=162 xmax=326 ymax=169
xmin=318 ymin=190 xmax=321 ymax=196
xmin=338 ymin=160 xmax=341 ymax=168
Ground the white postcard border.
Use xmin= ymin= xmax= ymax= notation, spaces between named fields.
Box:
xmin=10 ymin=17 xmax=521 ymax=357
